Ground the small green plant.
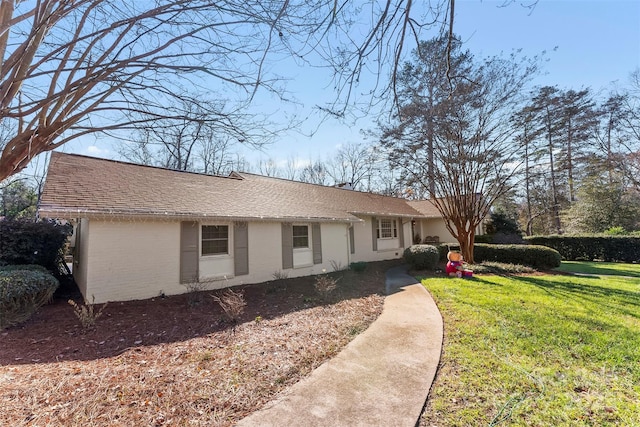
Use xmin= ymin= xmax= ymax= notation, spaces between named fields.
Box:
xmin=604 ymin=226 xmax=626 ymax=235
xmin=314 ymin=270 xmax=339 ymax=301
xmin=212 ymin=289 xmax=246 ymax=323
xmin=349 ymin=261 xmax=367 ymax=273
xmin=254 ymin=315 xmax=263 ymax=323
xmin=68 ymin=297 xmax=107 ymax=330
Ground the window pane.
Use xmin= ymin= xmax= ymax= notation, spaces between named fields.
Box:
xmin=293 ymin=236 xmax=309 ymax=248
xmin=293 ymin=225 xmax=308 ymax=237
xmin=202 ymin=225 xmax=228 ymax=255
xmin=292 ymin=225 xmax=309 ymax=248
xmin=203 ymin=225 xmax=228 ymax=239
xmin=202 ymin=239 xmax=228 ymax=255
xmin=380 ymin=219 xmax=392 ymax=238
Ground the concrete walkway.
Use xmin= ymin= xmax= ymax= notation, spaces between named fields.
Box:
xmin=236 ymin=266 xmax=443 ymax=427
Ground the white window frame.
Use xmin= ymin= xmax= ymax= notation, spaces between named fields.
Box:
xmin=377 ymin=218 xmax=398 ymax=239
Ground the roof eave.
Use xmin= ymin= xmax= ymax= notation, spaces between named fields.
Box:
xmin=37 ymin=208 xmax=362 ymax=224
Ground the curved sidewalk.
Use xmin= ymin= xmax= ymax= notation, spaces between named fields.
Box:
xmin=237 ymin=265 xmax=443 ymax=427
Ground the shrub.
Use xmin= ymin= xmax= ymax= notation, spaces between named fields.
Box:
xmin=329 ymin=260 xmax=347 ymax=272
xmin=272 ymin=270 xmax=289 ymax=280
xmin=349 ymin=262 xmax=367 ymax=273
xmin=315 ymin=273 xmax=339 ymax=300
xmin=404 ymin=245 xmax=440 ymax=270
xmin=472 ymin=262 xmax=534 ymax=274
xmin=473 ymin=244 xmax=561 ymax=269
xmin=0 ymin=264 xmax=50 ymax=274
xmin=0 ymin=220 xmax=71 ymax=271
xmin=212 ymin=289 xmax=246 ymax=323
xmin=0 ymin=269 xmax=59 ymax=330
xmin=68 ymin=297 xmax=107 ymax=330
xmin=525 ymin=235 xmax=640 ymax=262
xmin=436 ymin=242 xmax=561 ymax=269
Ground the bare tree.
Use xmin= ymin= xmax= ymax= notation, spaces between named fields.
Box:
xmin=2 ymin=0 xmax=545 ymax=182
xmin=325 ymin=142 xmax=379 ymax=190
xmin=283 ymin=155 xmax=301 ymax=181
xmin=380 ymin=36 xmax=539 ymax=263
xmin=199 ymin=136 xmax=236 ymax=176
xmin=299 ymin=159 xmax=327 ymax=185
xmin=256 ymin=158 xmax=280 ymax=177
xmin=118 ymin=98 xmax=268 ymax=174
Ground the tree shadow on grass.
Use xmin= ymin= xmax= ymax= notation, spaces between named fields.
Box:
xmin=0 ymin=260 xmax=400 ymax=365
xmin=509 ymin=275 xmax=640 ymax=319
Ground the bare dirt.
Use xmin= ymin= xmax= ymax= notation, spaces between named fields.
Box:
xmin=0 ymin=260 xmax=399 ymax=426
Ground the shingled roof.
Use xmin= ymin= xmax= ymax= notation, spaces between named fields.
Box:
xmin=406 ymin=200 xmax=443 ymax=218
xmin=39 ymin=152 xmax=428 ymax=222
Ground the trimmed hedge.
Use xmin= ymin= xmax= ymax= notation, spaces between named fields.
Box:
xmin=0 ymin=267 xmax=59 ymax=330
xmin=525 ymin=235 xmax=640 ymax=262
xmin=404 ymin=245 xmax=440 ymax=270
xmin=0 ymin=220 xmax=71 ymax=271
xmin=349 ymin=262 xmax=368 ymax=273
xmin=437 ymin=243 xmax=561 ymax=270
xmin=0 ymin=264 xmax=50 ymax=274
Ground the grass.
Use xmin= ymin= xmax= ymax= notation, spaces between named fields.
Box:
xmin=420 ymin=270 xmax=640 ymax=426
xmin=555 ymin=261 xmax=640 ymax=278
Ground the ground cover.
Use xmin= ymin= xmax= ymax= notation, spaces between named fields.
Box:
xmin=420 ymin=270 xmax=640 ymax=426
xmin=0 ymin=260 xmax=396 ymax=426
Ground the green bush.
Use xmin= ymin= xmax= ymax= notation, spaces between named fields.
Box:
xmin=436 ymin=242 xmax=561 ymax=269
xmin=0 ymin=268 xmax=59 ymax=330
xmin=404 ymin=245 xmax=440 ymax=270
xmin=349 ymin=262 xmax=368 ymax=273
xmin=0 ymin=220 xmax=72 ymax=271
xmin=0 ymin=264 xmax=50 ymax=274
xmin=473 ymin=244 xmax=561 ymax=269
xmin=525 ymin=235 xmax=640 ymax=262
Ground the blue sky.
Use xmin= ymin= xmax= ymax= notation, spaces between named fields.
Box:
xmin=65 ymin=0 xmax=640 ymax=169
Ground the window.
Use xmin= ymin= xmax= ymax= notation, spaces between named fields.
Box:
xmin=377 ymin=219 xmax=397 ymax=239
xmin=292 ymin=225 xmax=309 ymax=248
xmin=202 ymin=225 xmax=229 ymax=255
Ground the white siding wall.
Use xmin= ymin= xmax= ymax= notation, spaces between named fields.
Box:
xmin=320 ymin=223 xmax=351 ymax=272
xmin=350 ymin=216 xmax=407 ymax=263
xmin=83 ymin=220 xmax=181 ymax=303
xmin=416 ymin=218 xmax=457 ymax=244
xmin=202 ymin=221 xmax=351 ymax=288
xmin=78 ymin=219 xmax=353 ymax=302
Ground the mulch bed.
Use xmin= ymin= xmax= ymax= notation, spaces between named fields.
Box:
xmin=0 ymin=260 xmax=399 ymax=426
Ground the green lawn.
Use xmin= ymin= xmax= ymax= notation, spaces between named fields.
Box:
xmin=555 ymin=261 xmax=640 ymax=278
xmin=420 ymin=271 xmax=640 ymax=426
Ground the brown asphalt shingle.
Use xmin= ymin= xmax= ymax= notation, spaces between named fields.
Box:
xmin=39 ymin=152 xmax=427 ymax=222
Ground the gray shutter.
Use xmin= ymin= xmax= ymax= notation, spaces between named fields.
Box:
xmin=349 ymin=226 xmax=355 ymax=254
xmin=312 ymin=223 xmax=322 ymax=264
xmin=398 ymin=217 xmax=405 ymax=248
xmin=180 ymin=221 xmax=199 ymax=283
xmin=234 ymin=222 xmax=249 ymax=276
xmin=282 ymin=222 xmax=293 ymax=269
xmin=371 ymin=216 xmax=378 ymax=251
